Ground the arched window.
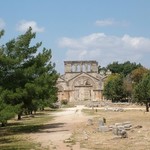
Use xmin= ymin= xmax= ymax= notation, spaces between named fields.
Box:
xmin=77 ymin=65 xmax=80 ymax=72
xmin=87 ymin=64 xmax=91 ymax=72
xmin=72 ymin=65 xmax=76 ymax=72
xmin=82 ymin=64 xmax=86 ymax=72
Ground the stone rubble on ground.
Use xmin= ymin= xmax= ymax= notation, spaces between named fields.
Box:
xmin=104 ymin=107 xmax=124 ymax=112
xmin=99 ymin=120 xmax=129 ymax=138
xmin=98 ymin=118 xmax=110 ymax=132
xmin=86 ymin=117 xmax=143 ymax=139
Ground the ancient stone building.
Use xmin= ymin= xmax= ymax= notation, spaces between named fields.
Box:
xmin=57 ymin=61 xmax=110 ymax=102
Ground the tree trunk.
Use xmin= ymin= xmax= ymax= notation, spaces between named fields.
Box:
xmin=1 ymin=120 xmax=7 ymax=127
xmin=145 ymin=102 xmax=149 ymax=112
xmin=18 ymin=114 xmax=22 ymax=120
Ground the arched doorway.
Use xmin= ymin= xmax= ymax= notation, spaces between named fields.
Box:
xmin=72 ymin=76 xmax=95 ymax=101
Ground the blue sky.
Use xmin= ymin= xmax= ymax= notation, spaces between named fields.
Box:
xmin=0 ymin=0 xmax=150 ymax=73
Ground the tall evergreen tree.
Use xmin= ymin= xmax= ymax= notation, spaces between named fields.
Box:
xmin=0 ymin=28 xmax=58 ymax=121
xmin=0 ymin=30 xmax=17 ymax=126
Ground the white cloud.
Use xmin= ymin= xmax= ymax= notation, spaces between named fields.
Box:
xmin=58 ymin=33 xmax=150 ymax=67
xmin=0 ymin=18 xmax=5 ymax=29
xmin=95 ymin=18 xmax=129 ymax=27
xmin=16 ymin=20 xmax=44 ymax=32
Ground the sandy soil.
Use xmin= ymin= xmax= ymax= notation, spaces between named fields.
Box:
xmin=27 ymin=105 xmax=90 ymax=150
xmin=25 ymin=104 xmax=148 ymax=150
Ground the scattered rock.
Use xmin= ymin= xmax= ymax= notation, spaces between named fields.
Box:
xmin=120 ymin=130 xmax=128 ymax=138
xmin=104 ymin=107 xmax=124 ymax=112
xmin=87 ymin=119 xmax=93 ymax=125
xmin=113 ymin=127 xmax=119 ymax=135
xmin=99 ymin=119 xmax=105 ymax=126
xmin=99 ymin=126 xmax=110 ymax=132
xmin=64 ymin=138 xmax=73 ymax=143
xmin=115 ymin=123 xmax=123 ymax=126
xmin=84 ymin=135 xmax=88 ymax=140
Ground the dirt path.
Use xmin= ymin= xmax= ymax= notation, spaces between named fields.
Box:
xmin=26 ymin=105 xmax=146 ymax=150
xmin=27 ymin=105 xmax=90 ymax=150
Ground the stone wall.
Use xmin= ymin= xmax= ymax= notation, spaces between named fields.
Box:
xmin=57 ymin=61 xmax=107 ymax=102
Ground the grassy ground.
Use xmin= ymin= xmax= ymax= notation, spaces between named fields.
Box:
xmin=0 ymin=109 xmax=54 ymax=150
xmin=74 ymin=109 xmax=150 ymax=150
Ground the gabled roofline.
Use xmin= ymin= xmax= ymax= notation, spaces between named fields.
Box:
xmin=58 ymin=75 xmax=66 ymax=82
xmin=67 ymin=72 xmax=101 ymax=82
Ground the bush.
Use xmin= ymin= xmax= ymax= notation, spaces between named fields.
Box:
xmin=61 ymin=99 xmax=68 ymax=105
xmin=0 ymin=104 xmax=16 ymax=127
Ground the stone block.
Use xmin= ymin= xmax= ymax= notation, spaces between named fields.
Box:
xmin=99 ymin=119 xmax=104 ymax=126
xmin=123 ymin=124 xmax=132 ymax=129
xmin=117 ymin=125 xmax=125 ymax=130
xmin=112 ymin=127 xmax=119 ymax=135
xmin=122 ymin=121 xmax=131 ymax=125
xmin=99 ymin=126 xmax=110 ymax=132
xmin=120 ymin=130 xmax=128 ymax=138
xmin=115 ymin=123 xmax=123 ymax=126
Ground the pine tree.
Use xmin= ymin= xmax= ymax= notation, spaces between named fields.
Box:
xmin=0 ymin=28 xmax=58 ymax=121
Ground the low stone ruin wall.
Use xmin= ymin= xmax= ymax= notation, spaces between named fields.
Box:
xmin=86 ymin=118 xmax=142 ymax=139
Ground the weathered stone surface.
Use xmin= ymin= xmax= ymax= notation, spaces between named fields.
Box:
xmin=117 ymin=125 xmax=125 ymax=130
xmin=112 ymin=127 xmax=119 ymax=135
xmin=112 ymin=121 xmax=131 ymax=138
xmin=123 ymin=124 xmax=132 ymax=129
xmin=122 ymin=121 xmax=131 ymax=125
xmin=114 ymin=108 xmax=124 ymax=112
xmin=99 ymin=120 xmax=105 ymax=126
xmin=64 ymin=138 xmax=73 ymax=143
xmin=99 ymin=126 xmax=110 ymax=132
xmin=57 ymin=61 xmax=109 ymax=102
xmin=115 ymin=123 xmax=123 ymax=126
xmin=105 ymin=107 xmax=124 ymax=112
xmin=120 ymin=130 xmax=128 ymax=138
xmin=109 ymin=125 xmax=116 ymax=131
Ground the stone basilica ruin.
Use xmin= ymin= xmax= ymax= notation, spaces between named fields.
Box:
xmin=57 ymin=61 xmax=111 ymax=102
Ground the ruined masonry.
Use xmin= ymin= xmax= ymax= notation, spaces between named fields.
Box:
xmin=57 ymin=61 xmax=110 ymax=102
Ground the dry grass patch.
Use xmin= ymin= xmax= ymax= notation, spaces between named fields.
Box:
xmin=0 ymin=110 xmax=54 ymax=150
xmin=74 ymin=109 xmax=150 ymax=150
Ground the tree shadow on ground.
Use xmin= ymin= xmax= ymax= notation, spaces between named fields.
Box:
xmin=0 ymin=137 xmax=20 ymax=144
xmin=6 ymin=122 xmax=67 ymax=134
xmin=0 ymin=122 xmax=68 ymax=146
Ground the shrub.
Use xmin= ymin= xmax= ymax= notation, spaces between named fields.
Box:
xmin=61 ymin=99 xmax=68 ymax=105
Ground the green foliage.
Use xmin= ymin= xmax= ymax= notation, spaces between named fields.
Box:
xmin=0 ymin=136 xmax=41 ymax=150
xmin=107 ymin=61 xmax=142 ymax=76
xmin=123 ymin=75 xmax=133 ymax=100
xmin=0 ymin=99 xmax=16 ymax=126
xmin=98 ymin=59 xmax=150 ymax=106
xmin=103 ymin=74 xmax=125 ymax=102
xmin=0 ymin=27 xmax=58 ymax=122
xmin=98 ymin=65 xmax=107 ymax=74
xmin=130 ymin=67 xmax=149 ymax=83
xmin=133 ymin=72 xmax=150 ymax=111
xmin=61 ymin=99 xmax=68 ymax=105
xmin=0 ymin=30 xmax=4 ymax=38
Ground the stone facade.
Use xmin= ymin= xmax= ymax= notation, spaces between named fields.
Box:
xmin=57 ymin=61 xmax=110 ymax=102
